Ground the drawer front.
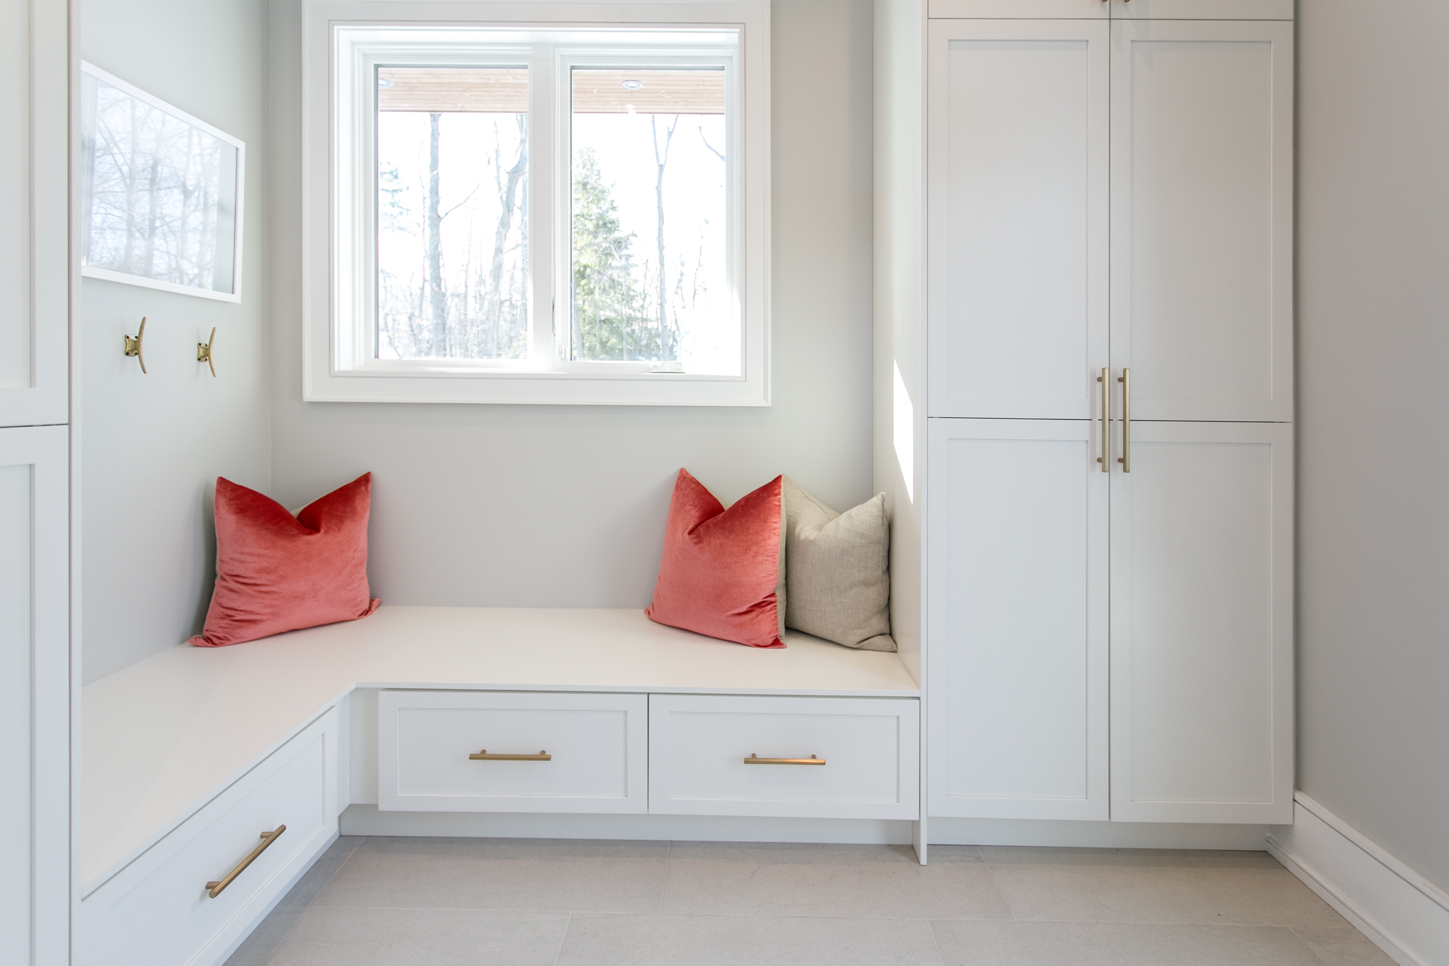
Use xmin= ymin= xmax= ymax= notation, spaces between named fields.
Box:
xmin=378 ymin=690 xmax=648 ymax=813
xmin=82 ymin=708 xmax=339 ymax=966
xmin=648 ymin=694 xmax=920 ymax=819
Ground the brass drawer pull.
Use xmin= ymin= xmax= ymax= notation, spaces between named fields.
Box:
xmin=745 ymin=754 xmax=825 ymax=765
xmin=469 ymin=750 xmax=552 ymax=761
xmin=1117 ymin=368 xmax=1131 ymax=473
xmin=206 ymin=825 xmax=286 ymax=898
xmin=1096 ymin=367 xmax=1109 ymax=473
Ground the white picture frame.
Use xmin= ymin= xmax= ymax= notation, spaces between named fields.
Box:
xmin=80 ymin=63 xmax=246 ymax=302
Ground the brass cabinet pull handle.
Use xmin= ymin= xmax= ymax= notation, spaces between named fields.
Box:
xmin=469 ymin=749 xmax=552 ymax=761
xmin=1117 ymin=368 xmax=1131 ymax=473
xmin=745 ymin=754 xmax=825 ymax=765
xmin=1096 ymin=367 xmax=1109 ymax=472
xmin=206 ymin=825 xmax=286 ymax=898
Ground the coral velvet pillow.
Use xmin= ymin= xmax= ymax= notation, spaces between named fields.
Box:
xmin=189 ymin=474 xmax=381 ymax=648
xmin=646 ymin=469 xmax=786 ymax=648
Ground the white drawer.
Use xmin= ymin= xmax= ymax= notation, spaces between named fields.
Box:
xmin=378 ymin=690 xmax=648 ymax=813
xmin=82 ymin=708 xmax=339 ymax=966
xmin=648 ymin=694 xmax=920 ymax=819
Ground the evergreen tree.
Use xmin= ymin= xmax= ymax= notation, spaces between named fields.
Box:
xmin=572 ymin=147 xmax=660 ymax=360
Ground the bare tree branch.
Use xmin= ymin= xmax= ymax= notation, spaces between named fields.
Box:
xmin=698 ymin=124 xmax=725 ymax=163
xmin=651 ymin=114 xmax=680 ymax=360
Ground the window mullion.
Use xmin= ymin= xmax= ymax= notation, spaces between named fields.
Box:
xmin=528 ymin=43 xmax=557 ymax=369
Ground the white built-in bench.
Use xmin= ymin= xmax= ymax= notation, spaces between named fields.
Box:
xmin=82 ymin=606 xmax=921 ymax=966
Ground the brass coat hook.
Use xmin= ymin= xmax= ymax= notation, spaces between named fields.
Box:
xmin=198 ymin=327 xmax=217 ymax=377
xmin=124 ymin=317 xmax=147 ymax=373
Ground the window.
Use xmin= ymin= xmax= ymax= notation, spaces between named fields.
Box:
xmin=375 ymin=66 xmax=529 ymax=362
xmin=569 ymin=66 xmax=728 ymax=371
xmin=303 ymin=4 xmax=770 ymax=405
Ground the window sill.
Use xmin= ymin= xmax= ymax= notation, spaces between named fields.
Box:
xmin=302 ymin=364 xmax=769 ymax=407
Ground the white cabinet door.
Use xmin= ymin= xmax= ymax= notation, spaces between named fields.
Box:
xmin=928 ymin=19 xmax=1109 ymax=419
xmin=929 ymin=0 xmax=1108 ymax=18
xmin=0 ymin=426 xmax=68 ymax=966
xmin=1109 ymin=20 xmax=1293 ymax=422
xmin=1109 ymin=421 xmax=1292 ymax=824
xmin=928 ymin=419 xmax=1109 ymax=820
xmin=1110 ymin=0 xmax=1294 ymax=19
xmin=81 ymin=710 xmax=338 ymax=966
xmin=377 ymin=690 xmax=648 ymax=814
xmin=648 ymin=694 xmax=920 ymax=820
xmin=0 ymin=0 xmax=68 ymax=428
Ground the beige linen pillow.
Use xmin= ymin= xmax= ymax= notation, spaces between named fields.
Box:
xmin=782 ymin=477 xmax=894 ymax=651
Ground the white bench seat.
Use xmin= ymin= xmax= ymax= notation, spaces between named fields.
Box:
xmin=83 ymin=605 xmax=920 ymax=893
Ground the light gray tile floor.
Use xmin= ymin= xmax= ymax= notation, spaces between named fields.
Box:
xmin=225 ymin=837 xmax=1396 ymax=966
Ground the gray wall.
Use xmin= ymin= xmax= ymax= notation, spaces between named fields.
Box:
xmin=267 ymin=0 xmax=876 ymax=609
xmin=1297 ymin=0 xmax=1449 ymax=891
xmin=81 ymin=0 xmax=273 ymax=683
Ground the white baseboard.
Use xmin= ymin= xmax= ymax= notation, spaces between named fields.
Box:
xmin=341 ymin=805 xmax=916 ymax=845
xmin=341 ymin=806 xmax=1270 ymax=853
xmin=1266 ymin=792 xmax=1449 ymax=966
xmin=929 ymin=816 xmax=1269 ymax=850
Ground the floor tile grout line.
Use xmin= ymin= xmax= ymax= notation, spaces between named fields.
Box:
xmin=296 ymin=906 xmax=1007 ymax=920
xmin=657 ymin=840 xmax=672 ymax=915
xmin=296 ymin=837 xmax=365 ymax=912
xmin=266 ymin=903 xmax=1350 ymax=926
xmin=924 ymin=918 xmax=1337 ymax=932
xmin=549 ymin=911 xmax=574 ymax=966
xmin=297 ymin=906 xmax=1336 ymax=926
xmin=283 ymin=903 xmax=591 ymax=917
xmin=925 ymin=918 xmax=948 ymax=965
xmin=977 ymin=850 xmax=1021 ymax=922
xmin=377 ymin=910 xmax=1002 ymax=924
xmin=231 ymin=910 xmax=303 ymax=966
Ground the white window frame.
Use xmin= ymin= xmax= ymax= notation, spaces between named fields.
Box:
xmin=301 ymin=1 xmax=771 ymax=406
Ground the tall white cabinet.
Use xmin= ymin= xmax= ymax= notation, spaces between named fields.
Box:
xmin=1108 ymin=420 xmax=1291 ymax=823
xmin=927 ymin=418 xmax=1110 ymax=820
xmin=880 ymin=0 xmax=1294 ymax=829
xmin=0 ymin=0 xmax=73 ymax=962
xmin=1109 ymin=18 xmax=1294 ymax=423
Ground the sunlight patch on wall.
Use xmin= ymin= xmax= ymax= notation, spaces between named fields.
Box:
xmin=893 ymin=360 xmax=914 ymax=503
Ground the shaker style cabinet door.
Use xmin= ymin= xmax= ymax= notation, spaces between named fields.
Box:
xmin=1109 ymin=0 xmax=1295 ymax=20
xmin=80 ymin=711 xmax=339 ymax=966
xmin=0 ymin=426 xmax=68 ymax=966
xmin=928 ymin=419 xmax=1109 ymax=820
xmin=1109 ymin=20 xmax=1293 ymax=422
xmin=648 ymin=694 xmax=920 ymax=821
xmin=928 ymin=0 xmax=1108 ymax=18
xmin=1108 ymin=421 xmax=1293 ymax=824
xmin=377 ymin=690 xmax=648 ymax=814
xmin=928 ymin=19 xmax=1109 ymax=419
xmin=0 ymin=0 xmax=69 ymax=428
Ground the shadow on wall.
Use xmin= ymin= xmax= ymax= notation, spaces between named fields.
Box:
xmin=190 ymin=477 xmax=217 ymax=637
